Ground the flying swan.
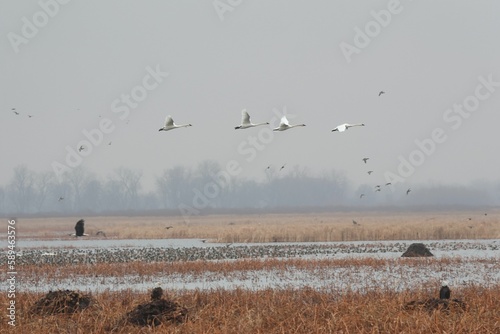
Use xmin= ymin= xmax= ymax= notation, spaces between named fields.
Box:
xmin=235 ymin=109 xmax=269 ymax=129
xmin=273 ymin=116 xmax=306 ymax=131
xmin=332 ymin=123 xmax=365 ymax=132
xmin=159 ymin=116 xmax=192 ymax=131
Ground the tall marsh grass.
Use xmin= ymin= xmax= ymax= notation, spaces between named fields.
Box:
xmin=18 ymin=211 xmax=500 ymax=242
xmin=3 ymin=285 xmax=499 ymax=333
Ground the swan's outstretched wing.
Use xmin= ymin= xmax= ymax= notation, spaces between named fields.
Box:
xmin=241 ymin=110 xmax=251 ymax=125
xmin=164 ymin=116 xmax=174 ymax=127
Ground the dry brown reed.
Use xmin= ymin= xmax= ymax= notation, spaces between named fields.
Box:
xmin=15 ymin=210 xmax=500 ymax=242
xmin=3 ymin=285 xmax=499 ymax=333
xmin=18 ymin=256 xmax=494 ymax=282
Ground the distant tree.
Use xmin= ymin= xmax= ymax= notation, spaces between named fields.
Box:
xmin=49 ymin=179 xmax=73 ymax=213
xmin=140 ymin=191 xmax=161 ymax=210
xmin=33 ymin=171 xmax=55 ymax=212
xmin=156 ymin=166 xmax=192 ymax=209
xmin=8 ymin=165 xmax=35 ymax=213
xmin=289 ymin=165 xmax=309 ymax=179
xmin=230 ymin=179 xmax=263 ymax=208
xmin=112 ymin=167 xmax=143 ymax=209
xmin=80 ymin=179 xmax=103 ymax=212
xmin=64 ymin=167 xmax=92 ymax=211
xmin=192 ymin=160 xmax=229 ymax=208
xmin=101 ymin=178 xmax=127 ymax=211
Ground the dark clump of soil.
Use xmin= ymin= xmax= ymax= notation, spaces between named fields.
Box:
xmin=401 ymin=243 xmax=433 ymax=257
xmin=31 ymin=289 xmax=94 ymax=315
xmin=125 ymin=287 xmax=188 ymax=327
xmin=404 ymin=298 xmax=467 ymax=313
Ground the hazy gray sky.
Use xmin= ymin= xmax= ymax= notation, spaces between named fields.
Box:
xmin=2 ymin=0 xmax=499 ymax=192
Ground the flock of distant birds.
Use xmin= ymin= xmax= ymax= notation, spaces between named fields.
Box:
xmin=10 ymin=102 xmax=472 ymax=315
xmin=156 ymin=91 xmax=409 ymax=198
xmin=158 ymin=110 xmax=363 ymax=132
xmin=67 ymin=217 xmax=468 ymax=314
xmin=14 ymin=90 xmax=411 ymax=203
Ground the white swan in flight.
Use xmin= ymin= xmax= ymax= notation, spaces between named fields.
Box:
xmin=273 ymin=116 xmax=306 ymax=131
xmin=159 ymin=116 xmax=192 ymax=131
xmin=235 ymin=110 xmax=269 ymax=129
xmin=332 ymin=123 xmax=365 ymax=132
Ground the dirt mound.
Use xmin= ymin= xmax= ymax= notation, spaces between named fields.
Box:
xmin=125 ymin=287 xmax=188 ymax=327
xmin=401 ymin=243 xmax=433 ymax=257
xmin=127 ymin=299 xmax=188 ymax=326
xmin=31 ymin=289 xmax=94 ymax=315
xmin=404 ymin=298 xmax=467 ymax=313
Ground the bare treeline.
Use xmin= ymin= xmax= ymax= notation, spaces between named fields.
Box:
xmin=0 ymin=162 xmax=498 ymax=215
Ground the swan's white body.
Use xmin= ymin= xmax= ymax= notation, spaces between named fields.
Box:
xmin=235 ymin=110 xmax=269 ymax=129
xmin=332 ymin=123 xmax=365 ymax=132
xmin=273 ymin=116 xmax=306 ymax=131
xmin=159 ymin=116 xmax=192 ymax=131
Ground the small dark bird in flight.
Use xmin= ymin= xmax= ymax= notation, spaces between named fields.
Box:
xmin=28 ymin=114 xmax=33 ymax=118
xmin=96 ymin=230 xmax=107 ymax=237
xmin=362 ymin=158 xmax=369 ymax=164
xmin=78 ymin=145 xmax=85 ymax=152
xmin=406 ymin=188 xmax=411 ymax=195
xmin=385 ymin=182 xmax=392 ymax=186
xmin=375 ymin=185 xmax=381 ymax=188
xmin=280 ymin=164 xmax=286 ymax=171
xmin=352 ymin=220 xmax=358 ymax=225
xmin=367 ymin=171 xmax=373 ymax=175
xmin=12 ymin=109 xmax=19 ymax=115
xmin=359 ymin=194 xmax=365 ymax=198
xmin=375 ymin=188 xmax=381 ymax=192
xmin=265 ymin=165 xmax=271 ymax=170
xmin=165 ymin=226 xmax=173 ymax=230
xmin=58 ymin=196 xmax=64 ymax=201
xmin=378 ymin=91 xmax=385 ymax=96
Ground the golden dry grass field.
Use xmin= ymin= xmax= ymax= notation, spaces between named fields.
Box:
xmin=4 ymin=210 xmax=500 ymax=333
xmin=16 ymin=209 xmax=500 ymax=242
xmin=3 ymin=285 xmax=500 ymax=333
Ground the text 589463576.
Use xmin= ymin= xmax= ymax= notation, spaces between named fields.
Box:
xmin=7 ymin=219 xmax=17 ymax=327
